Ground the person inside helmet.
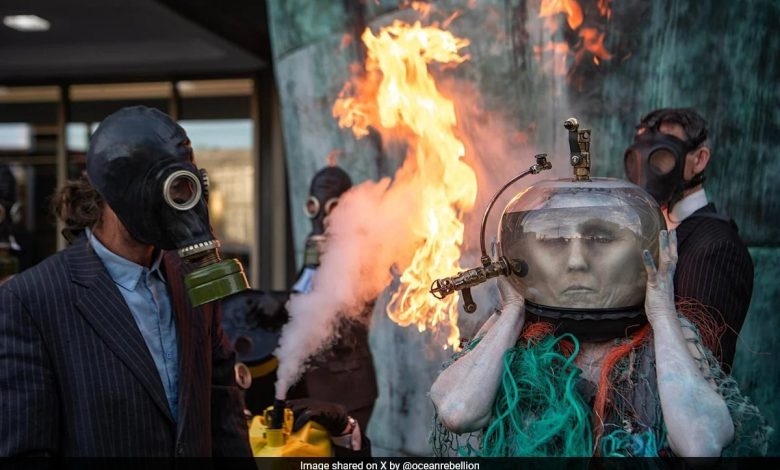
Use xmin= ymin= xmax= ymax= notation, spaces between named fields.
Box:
xmin=430 ymin=177 xmax=767 ymax=457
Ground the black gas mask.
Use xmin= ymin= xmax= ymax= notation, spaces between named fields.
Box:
xmin=86 ymin=106 xmax=248 ymax=306
xmin=0 ymin=164 xmax=20 ymax=278
xmin=301 ymin=166 xmax=352 ymax=267
xmin=624 ymin=126 xmax=706 ymax=211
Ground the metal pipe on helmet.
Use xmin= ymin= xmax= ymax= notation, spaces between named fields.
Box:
xmin=86 ymin=106 xmax=249 ymax=306
xmin=430 ymin=152 xmax=553 ymax=313
xmin=429 ymin=118 xmax=595 ymax=312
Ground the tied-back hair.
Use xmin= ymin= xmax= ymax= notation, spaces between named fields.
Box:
xmin=51 ymin=174 xmax=103 ymax=244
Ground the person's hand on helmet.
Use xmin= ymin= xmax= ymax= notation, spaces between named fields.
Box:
xmin=287 ymin=398 xmax=350 ymax=436
xmin=497 ymin=276 xmax=524 ymax=308
xmin=643 ymin=230 xmax=678 ymax=323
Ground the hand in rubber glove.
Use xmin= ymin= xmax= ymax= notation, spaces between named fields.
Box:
xmin=287 ymin=398 xmax=350 ymax=436
xmin=643 ymin=230 xmax=678 ymax=323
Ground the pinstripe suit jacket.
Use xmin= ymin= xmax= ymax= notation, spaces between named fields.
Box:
xmin=675 ymin=203 xmax=754 ymax=371
xmin=0 ymin=236 xmax=252 ymax=457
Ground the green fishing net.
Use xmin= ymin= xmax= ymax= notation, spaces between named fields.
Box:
xmin=678 ymin=317 xmax=772 ymax=456
xmin=431 ymin=316 xmax=771 ymax=457
xmin=432 ymin=333 xmax=593 ymax=457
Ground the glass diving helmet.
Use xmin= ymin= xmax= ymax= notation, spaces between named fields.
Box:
xmin=431 ymin=118 xmax=665 ymax=341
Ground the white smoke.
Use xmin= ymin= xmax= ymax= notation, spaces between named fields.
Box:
xmin=273 ymin=166 xmax=423 ymax=399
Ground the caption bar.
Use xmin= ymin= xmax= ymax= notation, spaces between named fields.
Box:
xmin=302 ymin=463 xmax=479 ymax=470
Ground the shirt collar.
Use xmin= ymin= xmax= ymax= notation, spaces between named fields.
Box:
xmin=86 ymin=228 xmax=165 ymax=291
xmin=664 ymin=188 xmax=709 ymax=229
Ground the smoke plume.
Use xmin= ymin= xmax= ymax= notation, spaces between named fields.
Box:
xmin=274 ymin=162 xmax=424 ymax=398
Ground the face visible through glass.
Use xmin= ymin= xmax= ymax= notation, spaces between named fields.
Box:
xmin=510 ymin=213 xmax=647 ymax=309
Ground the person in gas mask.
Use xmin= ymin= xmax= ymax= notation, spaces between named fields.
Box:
xmin=216 ymin=165 xmax=374 ymax=456
xmin=430 ymin=176 xmax=767 ymax=457
xmin=0 ymin=164 xmax=21 ymax=285
xmin=292 ymin=165 xmax=378 ymax=431
xmin=293 ymin=165 xmax=353 ymax=292
xmin=624 ymin=108 xmax=753 ymax=370
xmin=0 ymin=106 xmax=252 ymax=457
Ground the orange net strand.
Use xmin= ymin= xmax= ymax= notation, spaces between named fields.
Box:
xmin=592 ymin=323 xmax=652 ymax=455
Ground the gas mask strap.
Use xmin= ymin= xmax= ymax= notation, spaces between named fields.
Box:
xmin=683 ymin=172 xmax=706 ymax=189
xmin=667 ymin=186 xmax=686 ymax=213
xmin=670 ymin=170 xmax=706 ymax=212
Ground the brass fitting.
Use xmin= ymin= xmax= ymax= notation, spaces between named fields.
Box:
xmin=565 ymin=118 xmax=591 ymax=181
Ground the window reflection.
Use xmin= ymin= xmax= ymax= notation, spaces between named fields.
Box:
xmin=179 ymin=119 xmax=254 ymax=280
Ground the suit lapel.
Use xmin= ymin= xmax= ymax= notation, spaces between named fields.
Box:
xmin=163 ymin=252 xmax=198 ymax=437
xmin=68 ymin=238 xmax=174 ymax=423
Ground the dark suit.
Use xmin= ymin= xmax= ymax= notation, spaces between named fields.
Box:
xmin=675 ymin=203 xmax=754 ymax=370
xmin=303 ymin=318 xmax=378 ymax=431
xmin=0 ymin=236 xmax=252 ymax=457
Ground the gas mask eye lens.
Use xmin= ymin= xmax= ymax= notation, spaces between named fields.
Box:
xmin=304 ymin=196 xmax=320 ymax=218
xmin=649 ymin=149 xmax=676 ymax=175
xmin=171 ymin=179 xmax=194 ymax=203
xmin=624 ymin=150 xmax=641 ymax=184
xmin=163 ymin=170 xmax=202 ymax=211
xmin=323 ymin=198 xmax=339 ymax=216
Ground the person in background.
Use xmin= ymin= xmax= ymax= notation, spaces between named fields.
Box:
xmin=222 ymin=165 xmax=377 ymax=431
xmin=218 ymin=165 xmax=376 ymax=456
xmin=292 ymin=165 xmax=378 ymax=431
xmin=624 ymin=108 xmax=754 ymax=370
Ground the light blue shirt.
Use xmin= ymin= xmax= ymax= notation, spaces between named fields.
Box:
xmin=87 ymin=229 xmax=179 ymax=420
xmin=292 ymin=266 xmax=317 ymax=293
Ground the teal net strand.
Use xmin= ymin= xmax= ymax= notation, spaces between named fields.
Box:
xmin=478 ymin=333 xmax=593 ymax=457
xmin=431 ymin=314 xmax=771 ymax=457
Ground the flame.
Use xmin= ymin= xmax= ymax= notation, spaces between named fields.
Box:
xmin=597 ymin=0 xmax=613 ymax=19
xmin=536 ymin=0 xmax=615 ymax=77
xmin=409 ymin=1 xmax=433 ymax=19
xmin=539 ymin=0 xmax=583 ymax=30
xmin=579 ymin=27 xmax=612 ymax=61
xmin=333 ymin=20 xmax=476 ymax=349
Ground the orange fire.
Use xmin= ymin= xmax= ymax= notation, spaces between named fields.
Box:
xmin=537 ymin=0 xmax=614 ymax=77
xmin=579 ymin=27 xmax=612 ymax=61
xmin=539 ymin=0 xmax=583 ymax=30
xmin=333 ymin=20 xmax=476 ymax=349
xmin=409 ymin=1 xmax=433 ymax=19
xmin=597 ymin=0 xmax=613 ymax=19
